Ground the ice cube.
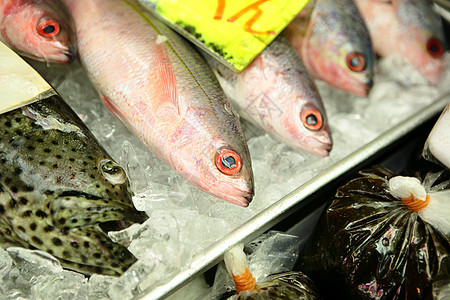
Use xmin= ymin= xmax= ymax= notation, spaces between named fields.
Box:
xmin=30 ymin=271 xmax=87 ymax=300
xmin=0 ymin=247 xmax=12 ymax=279
xmin=6 ymin=247 xmax=63 ymax=282
xmin=108 ymin=260 xmax=158 ymax=300
xmin=88 ymin=274 xmax=117 ymax=300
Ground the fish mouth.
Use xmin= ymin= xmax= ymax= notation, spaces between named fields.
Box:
xmin=54 ymin=190 xmax=148 ymax=232
xmin=343 ymin=78 xmax=373 ymax=97
xmin=98 ymin=209 xmax=148 ymax=232
xmin=220 ymin=187 xmax=254 ymax=207
xmin=62 ymin=46 xmax=77 ymax=64
xmin=306 ymin=135 xmax=332 ymax=157
xmin=309 ymin=142 xmax=332 ymax=157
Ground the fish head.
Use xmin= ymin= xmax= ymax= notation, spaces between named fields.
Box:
xmin=303 ymin=1 xmax=375 ymax=96
xmin=394 ymin=0 xmax=447 ymax=84
xmin=0 ymin=0 xmax=76 ymax=63
xmin=281 ymin=96 xmax=332 ymax=157
xmin=356 ymin=0 xmax=447 ymax=84
xmin=2 ymin=104 xmax=147 ymax=275
xmin=168 ymin=106 xmax=254 ymax=207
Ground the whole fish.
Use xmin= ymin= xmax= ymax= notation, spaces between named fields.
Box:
xmin=62 ymin=0 xmax=254 ymax=207
xmin=0 ymin=0 xmax=76 ymax=64
xmin=354 ymin=0 xmax=447 ymax=85
xmin=205 ymin=36 xmax=332 ymax=157
xmin=284 ymin=0 xmax=375 ymax=96
xmin=0 ymin=95 xmax=148 ymax=276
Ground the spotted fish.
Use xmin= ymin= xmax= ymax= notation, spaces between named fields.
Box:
xmin=204 ymin=36 xmax=332 ymax=157
xmin=0 ymin=95 xmax=148 ymax=276
xmin=63 ymin=0 xmax=254 ymax=207
xmin=284 ymin=0 xmax=375 ymax=96
xmin=0 ymin=0 xmax=76 ymax=64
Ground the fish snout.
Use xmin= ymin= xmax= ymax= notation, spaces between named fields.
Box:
xmin=366 ymin=78 xmax=374 ymax=90
xmin=358 ymin=78 xmax=374 ymax=97
xmin=309 ymin=133 xmax=332 ymax=157
xmin=221 ymin=184 xmax=254 ymax=207
xmin=232 ymin=191 xmax=253 ymax=207
xmin=62 ymin=46 xmax=77 ymax=64
xmin=66 ymin=46 xmax=77 ymax=63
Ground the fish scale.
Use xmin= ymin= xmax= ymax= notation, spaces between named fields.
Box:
xmin=0 ymin=95 xmax=147 ymax=276
xmin=63 ymin=0 xmax=254 ymax=206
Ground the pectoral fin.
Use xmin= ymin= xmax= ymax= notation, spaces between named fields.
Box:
xmin=50 ymin=195 xmax=147 ymax=229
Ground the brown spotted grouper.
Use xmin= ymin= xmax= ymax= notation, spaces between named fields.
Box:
xmin=0 ymin=94 xmax=147 ymax=276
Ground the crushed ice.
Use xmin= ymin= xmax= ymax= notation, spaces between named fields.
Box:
xmin=1 ymin=52 xmax=448 ymax=299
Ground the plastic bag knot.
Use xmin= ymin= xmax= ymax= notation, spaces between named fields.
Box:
xmin=402 ymin=194 xmax=430 ymax=212
xmin=233 ymin=267 xmax=256 ymax=293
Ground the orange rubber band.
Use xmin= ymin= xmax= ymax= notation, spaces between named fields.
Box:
xmin=232 ymin=267 xmax=256 ymax=293
xmin=402 ymin=194 xmax=430 ymax=212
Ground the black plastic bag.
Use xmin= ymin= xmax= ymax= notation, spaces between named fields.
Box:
xmin=296 ymin=166 xmax=450 ymax=299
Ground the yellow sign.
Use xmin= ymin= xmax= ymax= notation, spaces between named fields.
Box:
xmin=137 ymin=0 xmax=311 ymax=72
xmin=0 ymin=42 xmax=54 ymax=114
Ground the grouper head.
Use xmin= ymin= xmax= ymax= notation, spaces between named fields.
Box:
xmin=0 ymin=95 xmax=147 ymax=276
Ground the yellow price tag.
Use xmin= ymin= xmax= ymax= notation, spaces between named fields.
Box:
xmin=137 ymin=0 xmax=311 ymax=72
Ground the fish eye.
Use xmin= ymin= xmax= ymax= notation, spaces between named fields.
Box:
xmin=427 ymin=38 xmax=444 ymax=59
xmin=99 ymin=160 xmax=127 ymax=185
xmin=346 ymin=52 xmax=366 ymax=72
xmin=37 ymin=19 xmax=61 ymax=38
xmin=300 ymin=106 xmax=323 ymax=131
xmin=215 ymin=148 xmax=242 ymax=176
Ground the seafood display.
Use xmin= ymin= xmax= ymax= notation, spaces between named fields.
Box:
xmin=204 ymin=36 xmax=332 ymax=157
xmin=62 ymin=0 xmax=254 ymax=207
xmin=354 ymin=0 xmax=447 ymax=85
xmin=284 ymin=0 xmax=374 ymax=96
xmin=0 ymin=0 xmax=76 ymax=64
xmin=0 ymin=0 xmax=448 ymax=298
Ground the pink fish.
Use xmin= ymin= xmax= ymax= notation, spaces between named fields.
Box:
xmin=354 ymin=0 xmax=447 ymax=85
xmin=63 ymin=0 xmax=254 ymax=207
xmin=284 ymin=0 xmax=375 ymax=97
xmin=205 ymin=36 xmax=332 ymax=157
xmin=0 ymin=0 xmax=76 ymax=64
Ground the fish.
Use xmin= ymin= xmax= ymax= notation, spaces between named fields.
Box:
xmin=284 ymin=0 xmax=375 ymax=96
xmin=204 ymin=36 xmax=332 ymax=157
xmin=62 ymin=0 xmax=254 ymax=207
xmin=0 ymin=0 xmax=76 ymax=64
xmin=0 ymin=94 xmax=148 ymax=276
xmin=354 ymin=0 xmax=447 ymax=85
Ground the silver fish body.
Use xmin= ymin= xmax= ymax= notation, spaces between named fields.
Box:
xmin=0 ymin=95 xmax=147 ymax=276
xmin=285 ymin=0 xmax=374 ymax=96
xmin=205 ymin=36 xmax=332 ymax=157
xmin=0 ymin=0 xmax=76 ymax=63
xmin=63 ymin=0 xmax=254 ymax=207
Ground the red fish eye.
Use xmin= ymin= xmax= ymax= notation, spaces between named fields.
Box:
xmin=300 ymin=106 xmax=323 ymax=131
xmin=427 ymin=38 xmax=444 ymax=59
xmin=37 ymin=19 xmax=60 ymax=38
xmin=215 ymin=148 xmax=242 ymax=176
xmin=346 ymin=52 xmax=366 ymax=72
